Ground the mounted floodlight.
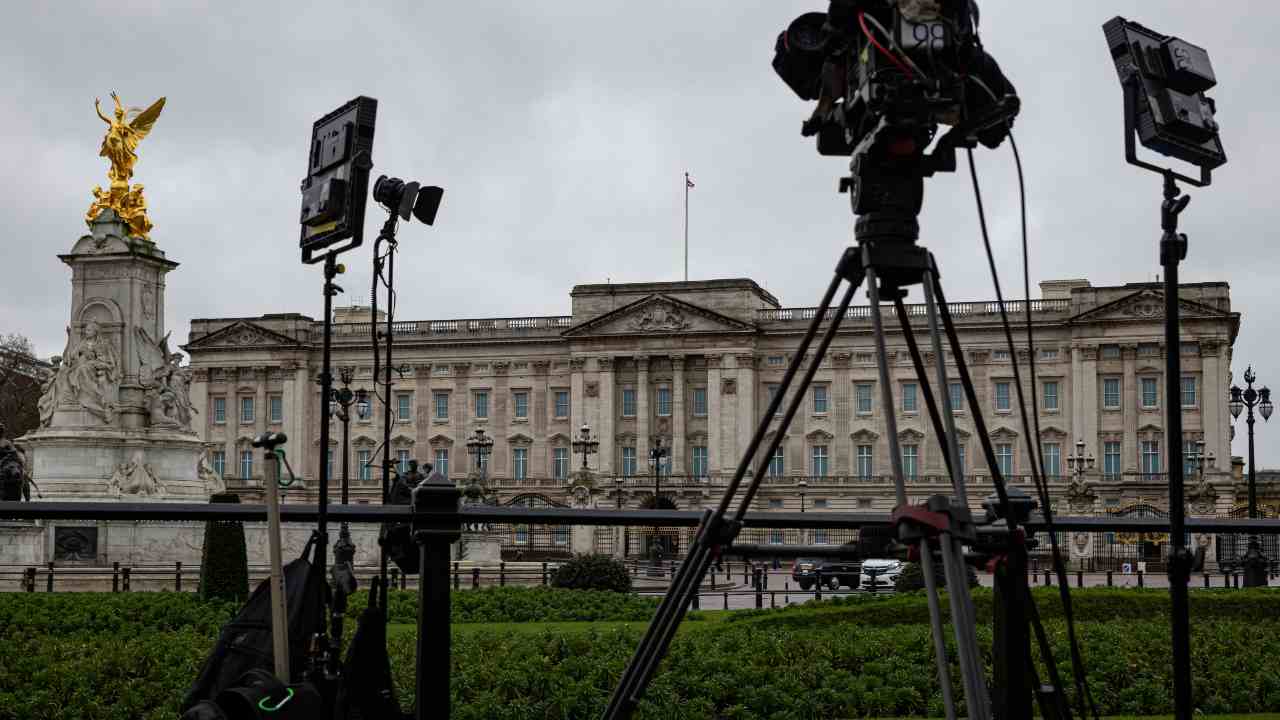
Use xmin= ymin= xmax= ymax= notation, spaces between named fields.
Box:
xmin=1103 ymin=17 xmax=1225 ymax=185
xmin=373 ymin=175 xmax=444 ymax=225
xmin=298 ymin=96 xmax=378 ymax=263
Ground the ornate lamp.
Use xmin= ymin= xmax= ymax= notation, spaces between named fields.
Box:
xmin=355 ymin=389 xmax=371 ymax=420
xmin=572 ymin=423 xmax=600 ymax=470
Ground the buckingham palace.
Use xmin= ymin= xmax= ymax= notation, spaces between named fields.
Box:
xmin=182 ymin=276 xmax=1252 ymax=565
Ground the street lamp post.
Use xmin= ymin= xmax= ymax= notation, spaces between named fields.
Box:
xmin=326 ymin=367 xmax=368 ymax=654
xmin=465 ymin=428 xmax=494 ymax=485
xmin=648 ymin=437 xmax=669 ymax=570
xmin=572 ymin=423 xmax=600 ymax=473
xmin=1229 ymin=366 xmax=1273 ymax=587
xmin=1066 ymin=439 xmax=1095 ymax=483
xmin=327 ymin=367 xmax=371 ymax=506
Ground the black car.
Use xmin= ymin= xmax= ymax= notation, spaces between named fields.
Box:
xmin=791 ymin=557 xmax=863 ymax=591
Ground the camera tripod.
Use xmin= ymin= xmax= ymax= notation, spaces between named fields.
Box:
xmin=603 ymin=128 xmax=1075 ymax=720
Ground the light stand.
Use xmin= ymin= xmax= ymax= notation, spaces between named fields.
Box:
xmin=465 ymin=428 xmax=494 ymax=486
xmin=647 ymin=437 xmax=668 ymax=576
xmin=1230 ymin=367 xmax=1273 ymax=587
xmin=1066 ymin=439 xmax=1095 ymax=483
xmin=327 ymin=368 xmax=368 ymax=653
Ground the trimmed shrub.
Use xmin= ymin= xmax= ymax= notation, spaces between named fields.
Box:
xmin=893 ymin=560 xmax=980 ymax=592
xmin=550 ymin=553 xmax=633 ymax=593
xmin=197 ymin=492 xmax=249 ymax=603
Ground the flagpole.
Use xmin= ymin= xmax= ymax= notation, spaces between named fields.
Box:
xmin=683 ymin=172 xmax=690 ymax=282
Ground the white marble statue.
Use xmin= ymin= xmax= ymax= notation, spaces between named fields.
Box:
xmin=108 ymin=449 xmax=164 ymax=497
xmin=64 ymin=321 xmax=121 ymax=424
xmin=135 ymin=326 xmax=196 ymax=431
xmin=197 ymin=445 xmax=225 ymax=496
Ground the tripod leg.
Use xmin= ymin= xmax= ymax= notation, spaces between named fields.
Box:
xmin=892 ymin=298 xmax=954 ymax=480
xmin=864 ymin=256 xmax=957 ymax=718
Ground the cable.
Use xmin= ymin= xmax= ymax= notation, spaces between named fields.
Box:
xmin=966 ymin=141 xmax=1099 ymax=719
xmin=858 ymin=11 xmax=917 ymax=80
xmin=860 ymin=12 xmax=930 ymax=80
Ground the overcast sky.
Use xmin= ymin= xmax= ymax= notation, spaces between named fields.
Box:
xmin=3 ymin=1 xmax=1277 ymax=465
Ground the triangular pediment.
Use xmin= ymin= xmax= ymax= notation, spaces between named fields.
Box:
xmin=184 ymin=321 xmax=302 ymax=350
xmin=1069 ymin=289 xmax=1228 ymax=324
xmin=562 ymin=294 xmax=755 ymax=337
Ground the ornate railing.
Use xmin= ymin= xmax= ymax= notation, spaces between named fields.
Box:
xmin=757 ymin=298 xmax=1071 ymax=323
xmin=328 ymin=315 xmax=573 ymax=339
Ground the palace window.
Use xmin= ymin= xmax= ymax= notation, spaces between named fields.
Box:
xmin=812 ymin=385 xmax=828 ymax=414
xmin=622 ymin=388 xmax=636 ymax=417
xmin=554 ymin=391 xmax=570 ymax=419
xmin=474 ymin=391 xmax=489 ymax=419
xmin=767 ymin=355 xmax=785 ymax=366
xmin=768 ymin=498 xmax=783 ymax=509
xmin=358 ymin=450 xmax=372 ymax=482
xmin=902 ymin=444 xmax=919 ymax=480
xmin=691 ymin=446 xmax=708 ymax=478
xmin=1042 ymin=443 xmax=1061 ymax=477
xmin=326 ymin=449 xmax=333 ymax=480
xmin=813 ymin=498 xmax=829 ymax=509
xmin=1103 ymin=441 xmax=1121 ymax=477
xmin=902 ymin=382 xmax=918 ymax=413
xmin=957 ymin=444 xmax=966 ymax=473
xmin=212 ymin=450 xmax=225 ymax=477
xmin=856 ymin=445 xmax=873 ymax=478
xmin=513 ymin=391 xmax=528 ymax=419
xmin=855 ymin=383 xmax=873 ymax=414
xmin=553 ymin=448 xmax=569 ymax=480
xmin=995 ymin=443 xmax=1013 ymax=477
xmin=1140 ymin=378 xmax=1158 ymax=408
xmin=1183 ymin=440 xmax=1199 ymax=477
xmin=765 ymin=384 xmax=781 ymax=415
xmin=811 ymin=445 xmax=829 ymax=477
xmin=513 ymin=448 xmax=528 ymax=480
xmin=1102 ymin=345 xmax=1121 ymax=359
xmin=434 ymin=448 xmax=449 ymax=477
xmin=269 ymin=395 xmax=283 ymax=424
xmin=433 ymin=392 xmax=449 ymax=420
xmin=1141 ymin=440 xmax=1161 ymax=475
xmin=1042 ymin=381 xmax=1059 ymax=411
xmin=1040 ymin=348 xmax=1059 ymax=360
xmin=1182 ymin=377 xmax=1197 ymax=408
xmin=693 ymin=387 xmax=708 ymax=416
xmin=213 ymin=397 xmax=226 ymax=424
xmin=1103 ymin=378 xmax=1121 ymax=409
xmin=656 ymin=386 xmax=672 ymax=416
xmin=622 ymin=447 xmax=637 ymax=477
xmin=992 ymin=349 xmax=1010 ymax=361
xmin=397 ymin=449 xmax=411 ymax=474
xmin=949 ymin=382 xmax=964 ymax=412
xmin=995 ymin=382 xmax=1011 ymax=411
xmin=768 ymin=446 xmax=785 ymax=476
xmin=239 ymin=450 xmax=253 ymax=480
xmin=240 ymin=397 xmax=255 ymax=424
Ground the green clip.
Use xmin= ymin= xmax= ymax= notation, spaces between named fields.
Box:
xmin=258 ymin=687 xmax=294 ymax=712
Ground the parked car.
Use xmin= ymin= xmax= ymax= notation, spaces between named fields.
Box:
xmin=791 ymin=557 xmax=863 ymax=591
xmin=859 ymin=558 xmax=905 ymax=591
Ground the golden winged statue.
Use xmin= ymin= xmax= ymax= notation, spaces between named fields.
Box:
xmin=86 ymin=92 xmax=165 ymax=239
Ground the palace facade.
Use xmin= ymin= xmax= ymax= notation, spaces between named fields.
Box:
xmin=183 ymin=277 xmax=1250 ymax=564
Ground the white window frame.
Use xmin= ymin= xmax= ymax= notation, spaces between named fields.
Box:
xmin=1102 ymin=378 xmax=1121 ymax=409
xmin=513 ymin=448 xmax=528 ymax=480
xmin=1042 ymin=381 xmax=1059 ymax=411
xmin=656 ymin=386 xmax=672 ymax=417
xmin=812 ymin=385 xmax=829 ymax=415
xmin=622 ymin=447 xmax=637 ymax=477
xmin=1103 ymin=441 xmax=1122 ymax=476
xmin=949 ymin=382 xmax=963 ymax=412
xmin=269 ymin=394 xmax=283 ymax=424
xmin=1042 ymin=442 xmax=1061 ymax=477
xmin=397 ymin=393 xmax=413 ymax=422
xmin=239 ymin=450 xmax=253 ymax=479
xmin=902 ymin=444 xmax=919 ymax=480
xmin=397 ymin=449 xmax=411 ymax=474
xmin=434 ymin=448 xmax=450 ymax=477
xmin=855 ymin=383 xmax=873 ymax=414
xmin=1141 ymin=440 xmax=1161 ymax=475
xmin=513 ymin=391 xmax=529 ymax=419
xmin=1181 ymin=376 xmax=1197 ymax=408
xmin=901 ymin=382 xmax=918 ymax=413
xmin=811 ymin=445 xmax=829 ymax=477
xmin=995 ymin=443 xmax=1013 ymax=477
xmin=433 ymin=392 xmax=449 ymax=420
xmin=358 ymin=449 xmax=372 ymax=481
xmin=212 ymin=450 xmax=226 ymax=477
xmin=621 ymin=388 xmax=637 ymax=418
xmin=474 ymin=390 xmax=489 ymax=419
xmin=554 ymin=390 xmax=570 ymax=419
xmin=240 ymin=396 xmax=255 ymax=424
xmin=995 ymin=382 xmax=1011 ymax=412
xmin=768 ymin=445 xmax=785 ymax=476
xmin=856 ymin=445 xmax=873 ymax=478
xmin=553 ymin=447 xmax=569 ymax=479
xmin=693 ymin=387 xmax=708 ymax=417
xmin=213 ymin=397 xmax=226 ymax=424
xmin=1140 ymin=377 xmax=1159 ymax=409
xmin=691 ymin=446 xmax=708 ymax=478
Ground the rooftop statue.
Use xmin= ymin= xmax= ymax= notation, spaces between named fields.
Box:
xmin=87 ymin=92 xmax=165 ymax=240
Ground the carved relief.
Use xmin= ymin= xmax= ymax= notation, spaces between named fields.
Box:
xmin=1080 ymin=345 xmax=1099 ymax=361
xmin=1066 ymin=479 xmax=1097 ymax=513
xmin=585 ymin=381 xmax=599 ymax=398
xmin=1186 ymin=478 xmax=1219 ymax=515
xmin=597 ymin=357 xmax=614 ymax=372
xmin=54 ymin=527 xmax=98 ymax=562
xmin=721 ymin=378 xmax=737 ymax=395
xmin=492 ymin=361 xmax=509 ymax=376
xmin=831 ymin=352 xmax=853 ymax=368
xmin=570 ymin=357 xmax=587 ymax=371
xmin=135 ymin=326 xmax=195 ymax=431
xmin=531 ymin=360 xmax=552 ymax=375
xmin=452 ymin=363 xmax=471 ymax=377
xmin=198 ymin=445 xmax=226 ymax=496
xmin=56 ymin=320 xmax=121 ymax=425
xmin=141 ymin=286 xmax=155 ymax=319
xmin=627 ymin=300 xmax=690 ymax=333
xmin=108 ymin=449 xmax=165 ymax=497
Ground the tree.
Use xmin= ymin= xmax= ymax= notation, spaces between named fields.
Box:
xmin=0 ymin=333 xmax=46 ymax=439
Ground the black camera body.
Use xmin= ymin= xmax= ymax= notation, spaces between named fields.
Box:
xmin=1103 ymin=16 xmax=1225 ymax=171
xmin=298 ymin=96 xmax=378 ymax=263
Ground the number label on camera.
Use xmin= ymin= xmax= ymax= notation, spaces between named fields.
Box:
xmin=899 ymin=20 xmax=948 ymax=53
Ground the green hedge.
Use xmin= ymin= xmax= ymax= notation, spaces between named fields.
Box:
xmin=4 ymin=589 xmax=1280 ymax=718
xmin=343 ymin=586 xmax=665 ymax=623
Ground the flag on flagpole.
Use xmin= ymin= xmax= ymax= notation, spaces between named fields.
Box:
xmin=683 ymin=173 xmax=694 ymax=281
xmin=686 ymin=174 xmax=695 ymax=188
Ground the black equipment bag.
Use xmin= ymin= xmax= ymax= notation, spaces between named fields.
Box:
xmin=333 ymin=577 xmax=412 ymax=719
xmin=181 ymin=535 xmax=329 ymax=712
xmin=180 ymin=669 xmax=325 ymax=720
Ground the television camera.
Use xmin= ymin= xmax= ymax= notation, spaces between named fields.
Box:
xmin=772 ymin=0 xmax=1019 ymax=243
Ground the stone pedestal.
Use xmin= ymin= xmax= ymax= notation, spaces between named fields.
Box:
xmin=13 ymin=210 xmax=212 ymax=566
xmin=453 ymin=532 xmax=502 ymax=563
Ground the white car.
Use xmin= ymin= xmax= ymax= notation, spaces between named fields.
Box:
xmin=859 ymin=558 xmax=904 ymax=591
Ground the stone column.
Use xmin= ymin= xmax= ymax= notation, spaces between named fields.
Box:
xmin=532 ymin=361 xmax=551 ymax=475
xmin=222 ymin=368 xmax=236 ymax=482
xmin=706 ymin=355 xmax=724 ymax=475
xmin=598 ymin=357 xmax=615 ymax=475
xmin=636 ymin=357 xmax=650 ymax=464
xmin=493 ymin=362 xmax=509 ymax=478
xmin=1201 ymin=340 xmax=1226 ymax=465
xmin=570 ymin=356 xmax=587 ymax=436
xmin=1122 ymin=344 xmax=1138 ymax=471
xmin=1080 ymin=346 xmax=1099 ymax=456
xmin=453 ymin=363 xmax=471 ymax=472
xmin=254 ymin=366 xmax=268 ymax=436
xmin=190 ymin=368 xmax=210 ymax=442
xmin=832 ymin=351 xmax=853 ymax=474
xmin=735 ymin=354 xmax=757 ymax=472
xmin=671 ymin=355 xmax=686 ymax=475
